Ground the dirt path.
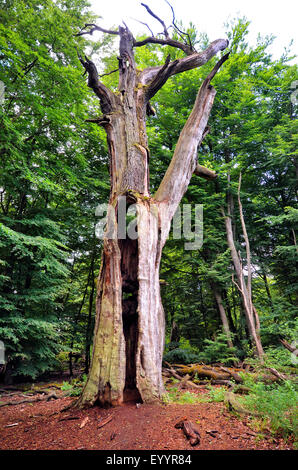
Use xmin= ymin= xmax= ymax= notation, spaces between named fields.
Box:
xmin=0 ymin=389 xmax=293 ymax=450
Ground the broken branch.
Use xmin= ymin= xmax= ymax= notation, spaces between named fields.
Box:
xmin=76 ymin=23 xmax=119 ymax=37
xmin=194 ymin=164 xmax=217 ymax=180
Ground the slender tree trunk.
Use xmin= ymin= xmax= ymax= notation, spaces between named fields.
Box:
xmin=74 ymin=20 xmax=229 ymax=407
xmin=69 ymin=257 xmax=94 ymax=376
xmin=221 ymin=174 xmax=264 ymax=361
xmin=85 ymin=255 xmax=96 ymax=374
xmin=222 ymin=289 xmax=236 ymax=333
xmin=260 ymin=267 xmax=274 ymax=314
xmin=211 ymin=283 xmax=234 ymax=349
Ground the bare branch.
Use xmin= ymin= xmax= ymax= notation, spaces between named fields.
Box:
xmin=164 ymin=0 xmax=194 ymax=51
xmin=141 ymin=3 xmax=169 ymax=37
xmin=77 ymin=53 xmax=115 ymax=113
xmin=99 ymin=68 xmax=118 ymax=78
xmin=75 ymin=23 xmax=119 ymax=37
xmin=130 ymin=17 xmax=154 ymax=37
xmin=134 ymin=36 xmax=193 ymax=55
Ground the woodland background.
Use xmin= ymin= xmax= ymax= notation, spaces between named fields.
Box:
xmin=0 ymin=0 xmax=297 ymax=392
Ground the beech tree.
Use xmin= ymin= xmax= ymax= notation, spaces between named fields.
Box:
xmin=74 ymin=3 xmax=229 ymax=407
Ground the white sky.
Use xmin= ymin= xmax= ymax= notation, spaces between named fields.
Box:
xmin=89 ymin=0 xmax=297 ymax=59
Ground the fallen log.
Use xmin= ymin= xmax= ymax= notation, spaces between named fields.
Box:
xmin=279 ymin=338 xmax=296 ymax=353
xmin=266 ymin=367 xmax=290 ymax=381
xmin=175 ymin=419 xmax=201 ymax=446
xmin=163 ymin=367 xmax=202 ymax=390
xmin=173 ymin=364 xmax=235 ymax=381
xmin=0 ymin=392 xmax=60 ymax=408
xmin=220 ymin=366 xmax=243 ymax=384
xmin=168 ymin=363 xmax=287 ymax=384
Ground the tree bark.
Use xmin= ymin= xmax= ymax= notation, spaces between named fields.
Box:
xmin=74 ymin=21 xmax=229 ymax=407
xmin=212 ymin=283 xmax=234 ymax=349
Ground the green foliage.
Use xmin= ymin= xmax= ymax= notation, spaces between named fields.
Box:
xmin=197 ymin=334 xmax=239 ymax=365
xmin=239 ymin=377 xmax=298 ymax=440
xmin=0 ymin=0 xmax=101 ymax=380
xmin=163 ymin=348 xmax=200 ymax=364
xmin=206 ymin=385 xmax=227 ymax=403
xmin=163 ymin=336 xmax=200 ymax=364
xmin=263 ymin=346 xmax=298 ymax=371
xmin=163 ymin=386 xmax=206 ymax=404
xmin=61 ymin=374 xmax=87 ymax=396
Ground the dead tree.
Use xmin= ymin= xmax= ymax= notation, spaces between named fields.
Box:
xmin=221 ymin=173 xmax=264 ymax=360
xmin=74 ymin=3 xmax=229 ymax=407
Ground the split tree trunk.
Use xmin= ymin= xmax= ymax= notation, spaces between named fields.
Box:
xmin=74 ymin=19 xmax=229 ymax=407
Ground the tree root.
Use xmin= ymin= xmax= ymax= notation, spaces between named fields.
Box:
xmin=0 ymin=392 xmax=65 ymax=408
xmin=224 ymin=392 xmax=260 ymax=416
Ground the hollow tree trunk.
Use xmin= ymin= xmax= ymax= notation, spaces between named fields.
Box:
xmin=74 ymin=20 xmax=229 ymax=407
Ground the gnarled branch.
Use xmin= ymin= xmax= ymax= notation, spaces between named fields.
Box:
xmin=77 ymin=53 xmax=115 ymax=113
xmin=141 ymin=40 xmax=229 ymax=101
xmin=76 ymin=23 xmax=119 ymax=37
xmin=134 ymin=36 xmax=194 ymax=55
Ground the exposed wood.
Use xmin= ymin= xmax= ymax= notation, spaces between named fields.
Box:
xmin=58 ymin=416 xmax=80 ymax=422
xmin=212 ymin=283 xmax=234 ymax=349
xmin=165 ymin=362 xmax=286 ymax=385
xmin=221 ymin=174 xmax=264 ymax=360
xmin=194 ymin=164 xmax=217 ymax=180
xmin=175 ymin=419 xmax=201 ymax=446
xmin=266 ymin=367 xmax=290 ymax=381
xmin=140 ymin=3 xmax=169 ymax=38
xmin=76 ymin=23 xmax=119 ymax=37
xmin=219 ymin=366 xmax=243 ymax=384
xmin=80 ymin=417 xmax=90 ymax=428
xmin=97 ymin=415 xmax=113 ymax=429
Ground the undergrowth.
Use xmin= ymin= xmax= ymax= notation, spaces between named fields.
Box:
xmin=61 ymin=374 xmax=87 ymax=397
xmin=238 ymin=376 xmax=298 ymax=443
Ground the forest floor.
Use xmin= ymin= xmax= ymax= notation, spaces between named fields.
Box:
xmin=0 ymin=380 xmax=294 ymax=451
